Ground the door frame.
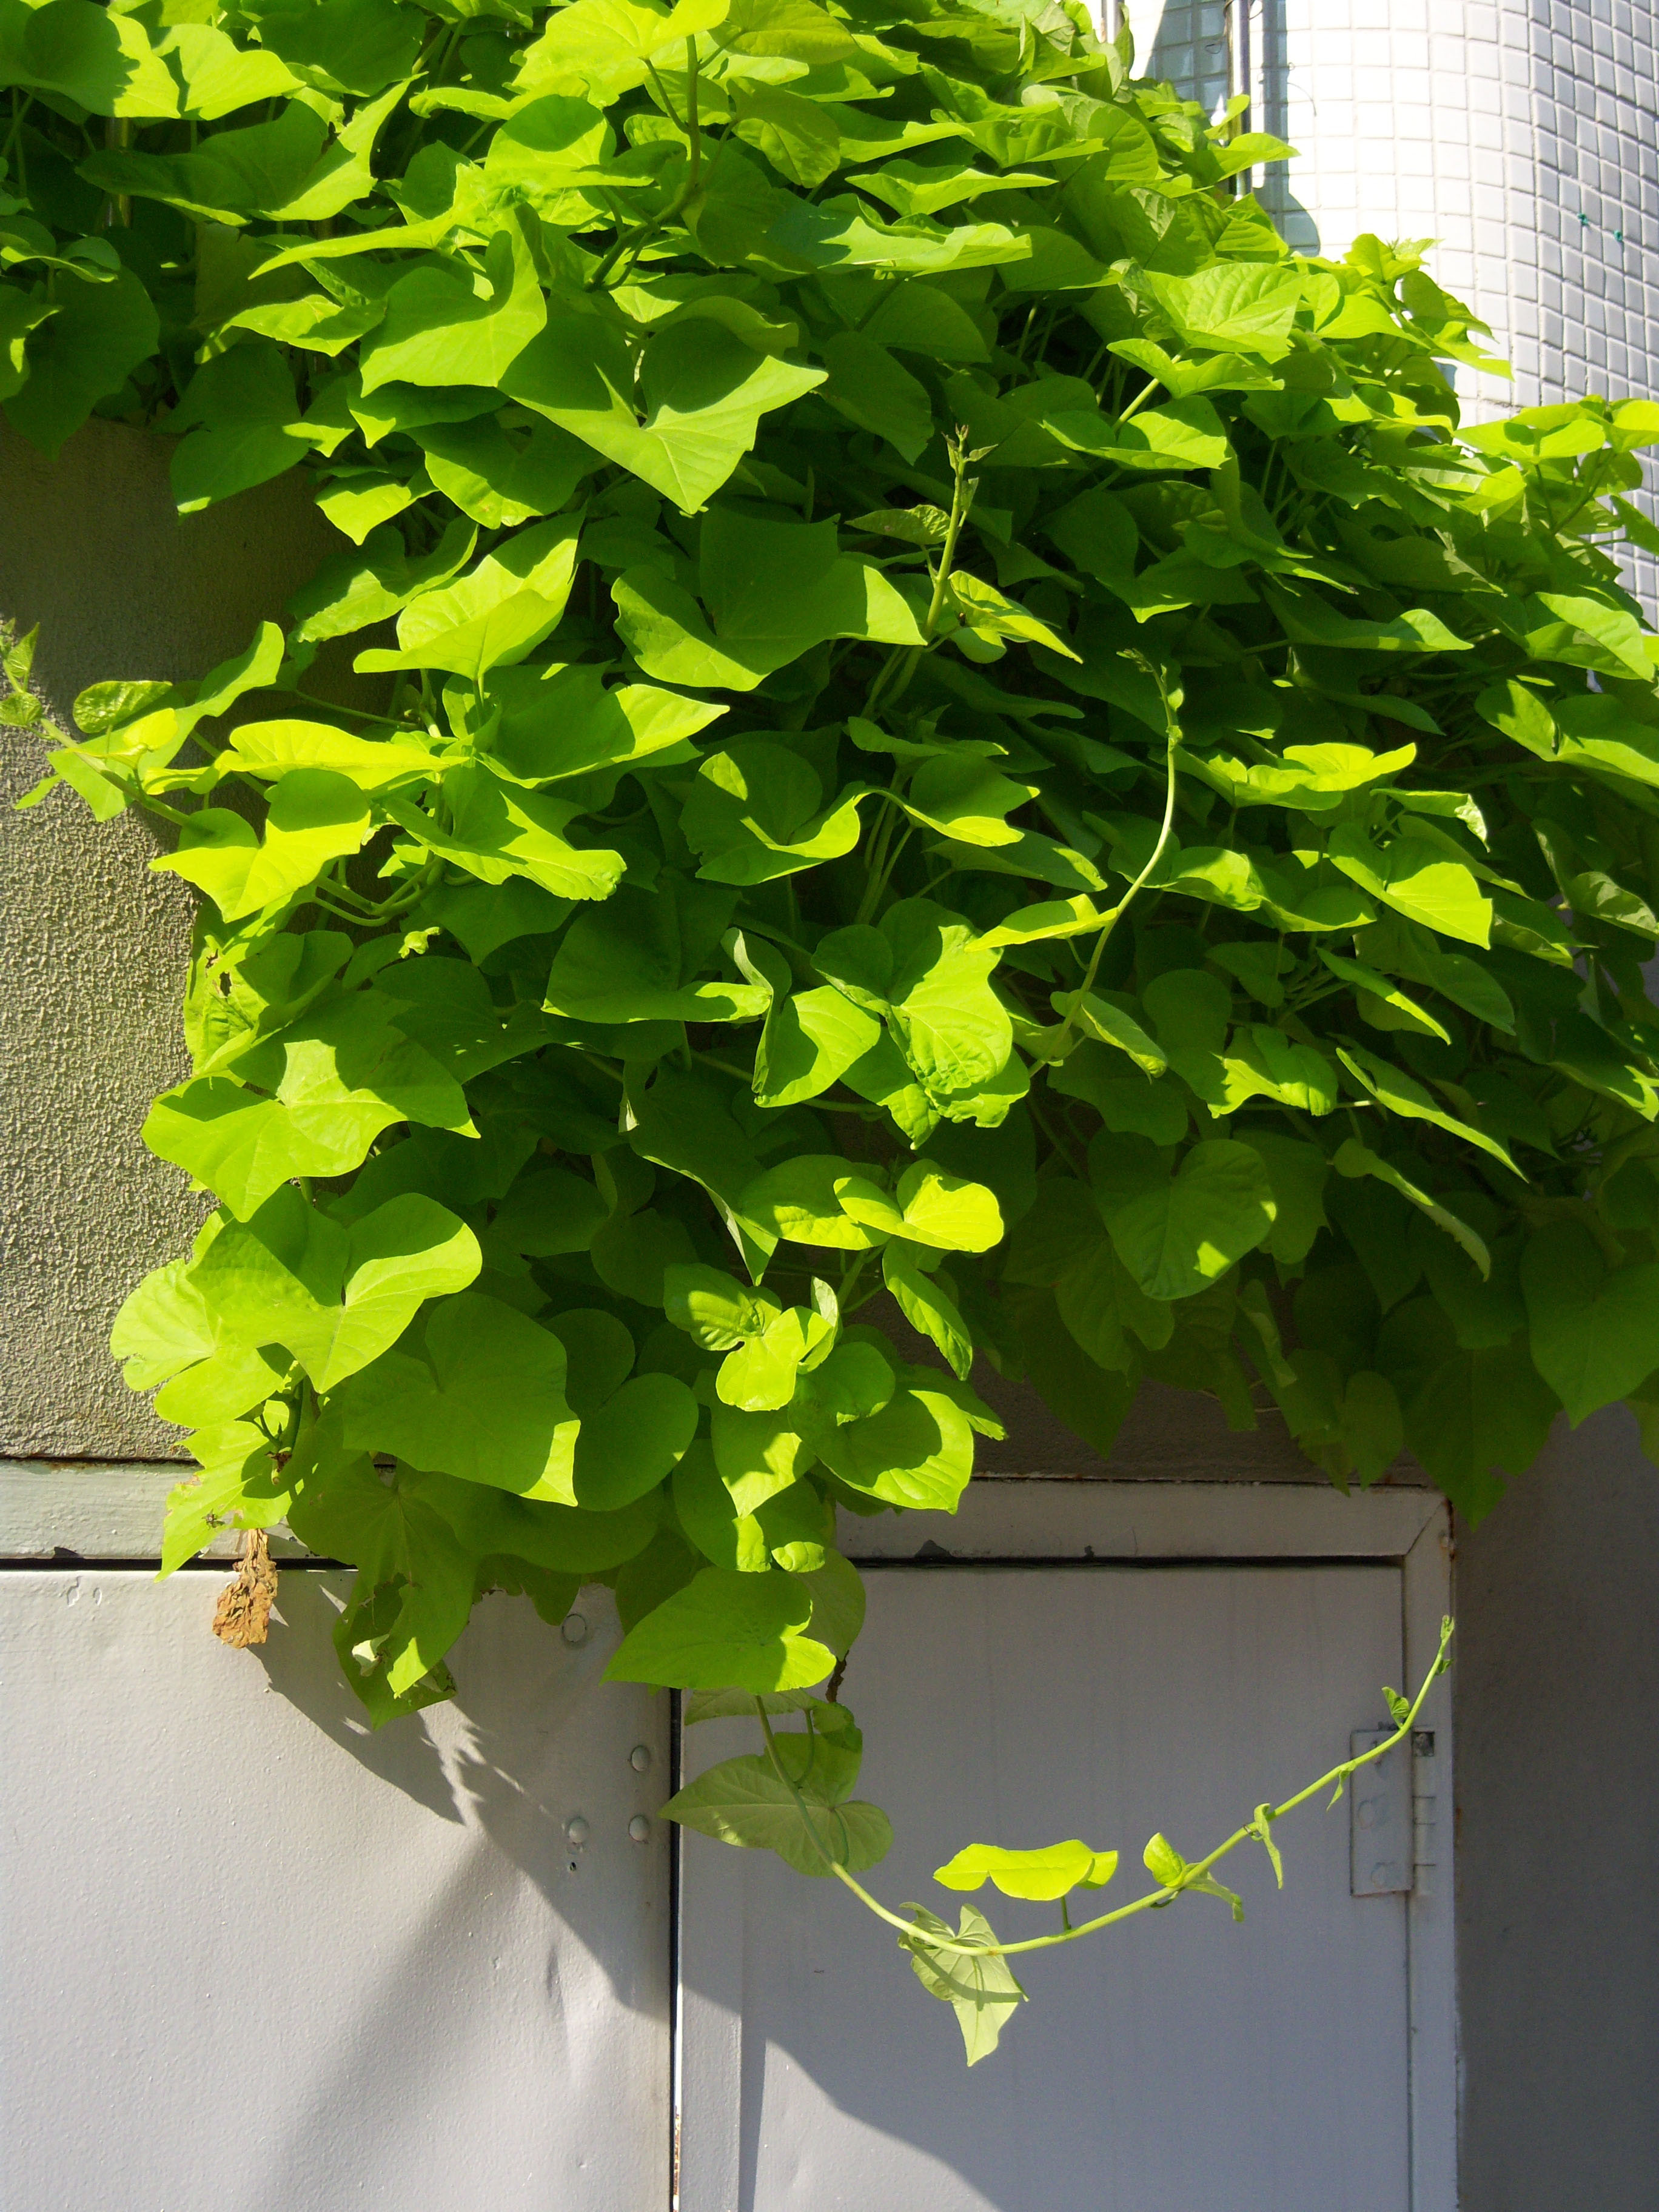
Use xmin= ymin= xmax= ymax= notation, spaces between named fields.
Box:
xmin=674 ymin=1478 xmax=1456 ymax=2212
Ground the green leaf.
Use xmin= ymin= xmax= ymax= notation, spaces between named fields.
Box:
xmin=1142 ymin=1831 xmax=1186 ymax=1886
xmin=1222 ymin=1027 xmax=1339 ymax=1116
xmin=169 ymin=343 xmax=317 ymax=514
xmin=674 ymin=1440 xmax=771 ymax=1572
xmin=1327 ymin=826 xmax=1492 ymax=947
xmin=818 ymin=332 xmax=934 ymax=462
xmin=544 ymin=876 xmax=768 ymax=1022
xmin=151 ymin=768 xmax=370 ymax=921
xmin=161 ymin=1420 xmax=295 ymax=1575
xmin=933 ymin=1839 xmax=1118 ymax=1900
xmin=1145 ymin=263 xmax=1305 ymax=359
xmin=288 ymin=517 xmax=477 ymax=646
xmin=481 ymin=660 xmax=722 ymax=783
xmin=792 ymin=1547 xmax=865 ymax=1655
xmin=882 ymin=1244 xmax=973 ymax=1378
xmin=612 ymin=506 xmax=922 ymax=690
xmin=286 ymin=1449 xmax=477 ymax=1709
xmin=515 ymin=0 xmax=731 ymax=98
xmin=1335 ymin=1139 xmax=1490 ymax=1279
xmin=1404 ymin=1336 xmax=1558 ymax=1522
xmin=4 ymin=264 xmax=158 ymax=459
xmin=83 ymin=90 xmax=401 ymax=226
xmin=768 ymin=196 xmax=1031 ymax=275
xmin=1053 ymin=1234 xmax=1171 ymax=1368
xmin=386 ymin=763 xmax=625 ymax=902
xmin=361 ymin=223 xmax=547 ymax=396
xmin=356 ymin=513 xmax=583 ymax=679
xmin=503 ymin=317 xmax=823 ymax=515
xmin=0 ymin=0 xmax=183 ymax=115
xmin=1098 ymin=1138 xmax=1277 ymax=1301
xmin=717 ymin=1304 xmax=835 ymax=1410
xmin=1521 ymin=1220 xmax=1659 ymax=1426
xmin=682 ymin=739 xmax=870 ymax=882
xmin=112 ymin=1257 xmax=225 ymax=1390
xmin=1245 ymin=1133 xmax=1329 ymax=1266
xmin=665 ymin=1262 xmax=783 ymax=1349
xmin=662 ymin=1752 xmax=893 ymax=1874
xmin=1336 ymin=1042 xmax=1519 ymax=1173
xmin=754 ymin=980 xmax=883 ymax=1110
xmin=1057 ymin=991 xmax=1167 ymax=1074
xmin=1014 ymin=1287 xmax=1137 ymax=1455
xmin=240 ymin=0 xmax=424 ymax=98
xmin=816 ymin=1386 xmax=974 ymax=1510
xmin=189 ymin=1185 xmax=481 ymax=1392
xmin=816 ymin=897 xmax=1013 ymax=1111
xmin=733 ymin=84 xmax=843 ymax=189
xmin=1045 ymin=395 xmax=1231 ymax=472
xmin=606 ymin=1566 xmax=836 ymax=1689
xmin=1318 ymin=949 xmax=1450 ymax=1042
xmin=902 ymin=1901 xmax=1026 ymax=2066
xmin=1264 ymin=581 xmax=1472 ymax=655
xmin=415 ymin=413 xmax=597 ymax=529
xmin=572 ymin=1371 xmax=699 ymax=1508
xmin=406 ymin=1464 xmax=664 ymax=1575
xmin=216 ymin=720 xmax=441 ymax=791
xmin=902 ymin=754 xmax=1038 ymax=847
xmin=336 ymin=1291 xmax=581 ymax=1503
xmin=143 ymin=1005 xmax=474 ymax=1216
xmin=1249 ymin=1806 xmax=1284 ymax=1888
xmin=888 ymin=1161 xmax=1003 ymax=1253
xmin=740 ymin=1155 xmax=893 ymax=1250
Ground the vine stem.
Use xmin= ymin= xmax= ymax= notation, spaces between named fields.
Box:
xmin=863 ymin=428 xmax=980 ymax=731
xmin=586 ymin=39 xmax=702 ymax=290
xmin=1043 ymin=691 xmax=1181 ymax=1061
xmin=754 ymin=1619 xmax=1453 ymax=1962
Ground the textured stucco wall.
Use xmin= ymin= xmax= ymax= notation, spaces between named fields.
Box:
xmin=0 ymin=420 xmax=334 ymax=1458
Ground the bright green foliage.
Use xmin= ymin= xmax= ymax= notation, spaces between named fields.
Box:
xmin=7 ymin=0 xmax=1657 ymax=2061
xmin=933 ymin=1837 xmax=1119 ymax=1899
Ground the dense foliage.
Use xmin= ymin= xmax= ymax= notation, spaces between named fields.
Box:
xmin=7 ymin=0 xmax=1659 ymax=2046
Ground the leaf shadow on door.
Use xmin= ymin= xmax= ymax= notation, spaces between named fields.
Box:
xmin=240 ymin=1569 xmax=672 ymax=2212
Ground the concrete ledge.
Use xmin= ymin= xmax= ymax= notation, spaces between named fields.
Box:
xmin=0 ymin=1460 xmax=307 ymax=1561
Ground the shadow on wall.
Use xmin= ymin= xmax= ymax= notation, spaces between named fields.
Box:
xmin=252 ymin=1572 xmax=667 ymax=1904
xmin=240 ymin=1575 xmax=670 ymax=2212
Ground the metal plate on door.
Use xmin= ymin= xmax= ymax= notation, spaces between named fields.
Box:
xmin=1350 ymin=1727 xmax=1413 ymax=1895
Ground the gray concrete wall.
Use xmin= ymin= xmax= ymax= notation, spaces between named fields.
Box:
xmin=1455 ymin=1406 xmax=1659 ymax=2212
xmin=0 ymin=419 xmax=334 ymax=1459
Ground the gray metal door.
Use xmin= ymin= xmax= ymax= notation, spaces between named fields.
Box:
xmin=678 ymin=1560 xmax=1418 ymax=2212
xmin=0 ymin=1564 xmax=670 ymax=2210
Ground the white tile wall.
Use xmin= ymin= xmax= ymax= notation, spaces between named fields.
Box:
xmin=1135 ymin=0 xmax=1659 ymax=596
xmin=1141 ymin=1 xmax=1233 ymax=116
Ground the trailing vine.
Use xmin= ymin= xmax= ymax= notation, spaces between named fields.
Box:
xmin=6 ymin=0 xmax=1657 ymax=2058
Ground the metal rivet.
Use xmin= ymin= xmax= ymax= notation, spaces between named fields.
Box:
xmin=628 ymin=1815 xmax=651 ymax=1843
xmin=565 ymin=1815 xmax=589 ymax=1846
xmin=629 ymin=1743 xmax=652 ymax=1772
xmin=561 ymin=1612 xmax=589 ymax=1647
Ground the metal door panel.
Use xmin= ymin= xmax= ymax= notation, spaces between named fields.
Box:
xmin=0 ymin=1569 xmax=670 ymax=2211
xmin=680 ymin=1563 xmax=1409 ymax=2212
